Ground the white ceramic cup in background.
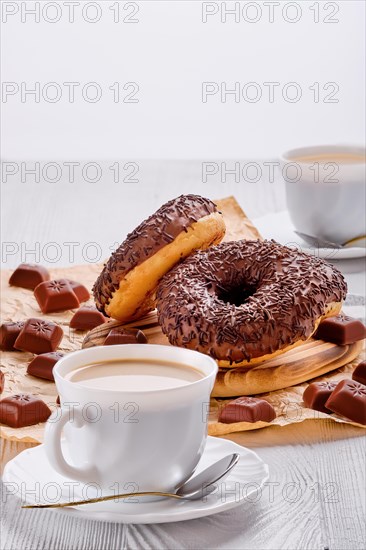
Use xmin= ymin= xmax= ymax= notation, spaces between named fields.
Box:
xmin=280 ymin=144 xmax=366 ymax=244
xmin=44 ymin=344 xmax=217 ymax=491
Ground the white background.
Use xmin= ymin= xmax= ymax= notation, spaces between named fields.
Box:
xmin=1 ymin=1 xmax=365 ymax=294
xmin=1 ymin=0 xmax=365 ymax=160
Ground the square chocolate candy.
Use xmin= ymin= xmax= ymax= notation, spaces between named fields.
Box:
xmin=14 ymin=318 xmax=63 ymax=354
xmin=27 ymin=352 xmax=64 ymax=381
xmin=9 ymin=263 xmax=50 ymax=290
xmin=0 ymin=394 xmax=51 ymax=428
xmin=0 ymin=370 xmax=4 ymax=394
xmin=353 ymin=361 xmax=366 ymax=386
xmin=314 ymin=315 xmax=366 ymax=345
xmin=70 ymin=307 xmax=106 ymax=330
xmin=65 ymin=279 xmax=90 ymax=303
xmin=0 ymin=321 xmax=25 ymax=351
xmin=34 ymin=279 xmax=80 ymax=313
xmin=325 ymin=379 xmax=366 ymax=425
xmin=104 ymin=328 xmax=148 ymax=345
xmin=218 ymin=396 xmax=276 ymax=424
xmin=303 ymin=381 xmax=337 ymax=414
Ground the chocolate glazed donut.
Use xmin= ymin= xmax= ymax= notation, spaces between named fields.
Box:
xmin=156 ymin=240 xmax=347 ymax=366
xmin=93 ymin=195 xmax=225 ymax=322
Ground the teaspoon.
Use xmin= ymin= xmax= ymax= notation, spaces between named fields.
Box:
xmin=294 ymin=230 xmax=366 ymax=250
xmin=22 ymin=453 xmax=240 ymax=509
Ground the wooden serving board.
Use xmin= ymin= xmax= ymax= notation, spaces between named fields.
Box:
xmin=213 ymin=340 xmax=363 ymax=397
xmin=83 ymin=312 xmax=364 ymax=397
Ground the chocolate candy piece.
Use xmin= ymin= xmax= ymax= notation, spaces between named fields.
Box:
xmin=314 ymin=315 xmax=366 ymax=345
xmin=9 ymin=263 xmax=50 ymax=290
xmin=14 ymin=318 xmax=63 ymax=354
xmin=0 ymin=394 xmax=51 ymax=428
xmin=104 ymin=327 xmax=148 ymax=346
xmin=218 ymin=396 xmax=276 ymax=424
xmin=0 ymin=370 xmax=4 ymax=394
xmin=27 ymin=352 xmax=64 ymax=381
xmin=353 ymin=361 xmax=366 ymax=386
xmin=325 ymin=379 xmax=366 ymax=425
xmin=65 ymin=279 xmax=90 ymax=303
xmin=0 ymin=321 xmax=25 ymax=351
xmin=303 ymin=381 xmax=337 ymax=413
xmin=70 ymin=307 xmax=106 ymax=330
xmin=34 ymin=279 xmax=79 ymax=313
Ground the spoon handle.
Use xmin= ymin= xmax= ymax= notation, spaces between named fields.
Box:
xmin=294 ymin=230 xmax=342 ymax=249
xmin=22 ymin=491 xmax=183 ymax=509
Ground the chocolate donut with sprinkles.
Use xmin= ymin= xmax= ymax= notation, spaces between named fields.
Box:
xmin=156 ymin=240 xmax=347 ymax=366
xmin=93 ymin=195 xmax=225 ymax=322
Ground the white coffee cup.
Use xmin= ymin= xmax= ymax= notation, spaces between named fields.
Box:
xmin=44 ymin=344 xmax=217 ymax=492
xmin=280 ymin=144 xmax=366 ymax=244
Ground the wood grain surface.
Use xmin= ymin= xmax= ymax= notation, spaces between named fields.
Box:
xmin=1 ymin=421 xmax=365 ymax=550
xmin=1 ymin=174 xmax=365 ymax=550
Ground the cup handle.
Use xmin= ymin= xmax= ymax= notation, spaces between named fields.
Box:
xmin=44 ymin=407 xmax=97 ymax=483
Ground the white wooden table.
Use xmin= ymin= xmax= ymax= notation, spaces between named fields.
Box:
xmin=1 ymin=161 xmax=365 ymax=550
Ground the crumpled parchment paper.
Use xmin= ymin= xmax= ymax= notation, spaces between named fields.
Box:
xmin=1 ymin=197 xmax=364 ymax=443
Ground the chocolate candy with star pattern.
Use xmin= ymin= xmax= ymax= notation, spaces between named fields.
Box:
xmin=0 ymin=394 xmax=51 ymax=427
xmin=34 ymin=279 xmax=79 ymax=313
xmin=325 ymin=379 xmax=366 ymax=425
xmin=14 ymin=318 xmax=63 ymax=354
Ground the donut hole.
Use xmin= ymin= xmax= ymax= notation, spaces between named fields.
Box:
xmin=217 ymin=284 xmax=257 ymax=307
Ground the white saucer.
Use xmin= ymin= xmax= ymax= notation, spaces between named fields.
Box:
xmin=253 ymin=211 xmax=366 ymax=260
xmin=3 ymin=436 xmax=269 ymax=524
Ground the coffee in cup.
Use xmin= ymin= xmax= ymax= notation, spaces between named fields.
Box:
xmin=44 ymin=345 xmax=217 ymax=492
xmin=64 ymin=359 xmax=204 ymax=390
xmin=280 ymin=145 xmax=366 ymax=244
